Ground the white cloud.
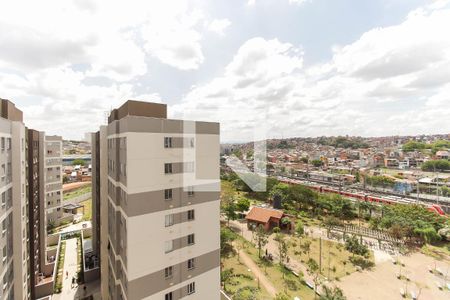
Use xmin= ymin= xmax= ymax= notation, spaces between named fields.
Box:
xmin=0 ymin=0 xmax=222 ymax=138
xmin=288 ymin=0 xmax=309 ymax=5
xmin=0 ymin=65 xmax=160 ymax=139
xmin=207 ymin=19 xmax=231 ymax=36
xmin=142 ymin=8 xmax=205 ymax=70
xmin=175 ymin=2 xmax=450 ymax=141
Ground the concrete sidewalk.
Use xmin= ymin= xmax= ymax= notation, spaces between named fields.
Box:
xmin=54 ymin=238 xmax=78 ymax=300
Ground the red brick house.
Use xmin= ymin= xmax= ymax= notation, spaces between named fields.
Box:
xmin=245 ymin=206 xmax=285 ymax=231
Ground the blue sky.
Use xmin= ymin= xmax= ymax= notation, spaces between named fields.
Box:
xmin=0 ymin=0 xmax=449 ymax=141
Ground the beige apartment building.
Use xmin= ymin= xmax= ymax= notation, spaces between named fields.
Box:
xmin=40 ymin=134 xmax=64 ymax=226
xmin=0 ymin=98 xmax=63 ymax=300
xmin=94 ymin=100 xmax=221 ymax=300
xmin=0 ymin=99 xmax=30 ymax=300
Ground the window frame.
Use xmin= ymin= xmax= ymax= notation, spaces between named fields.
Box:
xmin=164 ymin=189 xmax=173 ymax=200
xmin=187 ymin=234 xmax=195 ymax=245
xmin=164 ymin=266 xmax=173 ymax=279
xmin=187 ymin=282 xmax=195 ymax=295
xmin=188 ymin=258 xmax=195 ymax=270
xmin=164 ymin=163 xmax=173 ymax=174
xmin=187 ymin=210 xmax=195 ymax=221
xmin=165 ymin=214 xmax=174 ymax=227
xmin=165 ymin=292 xmax=173 ymax=300
xmin=164 ymin=137 xmax=173 ymax=148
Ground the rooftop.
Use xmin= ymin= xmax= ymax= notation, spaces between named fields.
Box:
xmin=108 ymin=100 xmax=167 ymax=123
xmin=246 ymin=206 xmax=284 ymax=223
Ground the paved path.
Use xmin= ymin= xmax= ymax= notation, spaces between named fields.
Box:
xmin=234 ymin=242 xmax=277 ymax=297
xmin=229 ymin=220 xmax=316 ymax=284
xmin=57 ymin=238 xmax=78 ymax=299
xmin=59 ymin=220 xmax=92 ymax=234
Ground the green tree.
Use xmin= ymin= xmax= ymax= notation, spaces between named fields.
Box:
xmin=345 ymin=235 xmax=368 ymax=257
xmin=220 ymin=227 xmax=236 ymax=256
xmin=221 ymin=268 xmax=234 ymax=292
xmin=221 ymin=189 xmax=237 ymax=226
xmin=421 ymin=160 xmax=450 ymax=171
xmin=311 ymin=159 xmax=324 ymax=167
xmin=72 ymin=159 xmax=86 ymax=166
xmin=276 ymin=233 xmax=288 ymax=266
xmin=319 ymin=286 xmax=347 ymax=300
xmin=254 ymin=224 xmax=268 ymax=258
xmin=295 ymin=220 xmax=305 ymax=236
xmin=236 ymin=198 xmax=250 ymax=213
xmin=274 ymin=292 xmax=290 ymax=300
xmin=223 ymin=202 xmax=237 ymax=226
xmin=301 ymin=240 xmax=312 ymax=259
xmin=307 ymin=258 xmax=321 ymax=299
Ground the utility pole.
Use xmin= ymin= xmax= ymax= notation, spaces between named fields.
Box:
xmin=435 ymin=164 xmax=440 ymax=205
xmin=319 ymin=237 xmax=322 ymax=274
xmin=416 ymin=180 xmax=419 ymax=203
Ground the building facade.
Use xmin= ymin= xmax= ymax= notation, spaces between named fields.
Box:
xmin=0 ymin=99 xmax=30 ymax=300
xmin=41 ymin=135 xmax=64 ymax=226
xmin=95 ymin=100 xmax=221 ymax=300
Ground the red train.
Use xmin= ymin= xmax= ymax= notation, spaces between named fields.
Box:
xmin=277 ymin=177 xmax=446 ymax=216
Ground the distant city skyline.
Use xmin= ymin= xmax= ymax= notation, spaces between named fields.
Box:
xmin=1 ymin=0 xmax=449 ymax=141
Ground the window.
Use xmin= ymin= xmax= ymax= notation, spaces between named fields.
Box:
xmin=165 ymin=292 xmax=173 ymax=300
xmin=187 ymin=282 xmax=195 ymax=295
xmin=6 ymin=138 xmax=11 ymax=150
xmin=164 ymin=163 xmax=172 ymax=174
xmin=165 ymin=240 xmax=173 ymax=253
xmin=1 ymin=137 xmax=4 ymax=151
xmin=165 ymin=214 xmax=174 ymax=227
xmin=164 ymin=137 xmax=172 ymax=148
xmin=164 ymin=189 xmax=172 ymax=200
xmin=187 ymin=186 xmax=194 ymax=197
xmin=2 ymin=246 xmax=6 ymax=262
xmin=187 ymin=210 xmax=195 ymax=221
xmin=1 ymin=220 xmax=5 ymax=236
xmin=1 ymin=192 xmax=5 ymax=208
xmin=187 ymin=234 xmax=195 ymax=245
xmin=189 ymin=138 xmax=194 ymax=148
xmin=188 ymin=258 xmax=195 ymax=270
xmin=164 ymin=266 xmax=173 ymax=279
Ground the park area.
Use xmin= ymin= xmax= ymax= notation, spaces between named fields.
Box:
xmin=221 ymin=226 xmax=315 ymax=300
xmin=220 ymin=174 xmax=450 ymax=300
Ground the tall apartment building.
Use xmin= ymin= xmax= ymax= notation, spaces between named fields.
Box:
xmin=27 ymin=128 xmax=43 ymax=300
xmin=93 ymin=100 xmax=221 ymax=300
xmin=40 ymin=135 xmax=63 ymax=226
xmin=0 ymin=99 xmax=30 ymax=300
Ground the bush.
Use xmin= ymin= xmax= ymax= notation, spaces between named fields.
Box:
xmin=349 ymin=256 xmax=374 ymax=270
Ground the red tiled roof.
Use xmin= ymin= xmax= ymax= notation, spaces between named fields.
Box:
xmin=245 ymin=206 xmax=284 ymax=224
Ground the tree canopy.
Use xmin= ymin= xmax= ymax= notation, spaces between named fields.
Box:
xmin=421 ymin=159 xmax=450 ymax=171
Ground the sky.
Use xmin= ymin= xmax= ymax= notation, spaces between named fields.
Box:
xmin=1 ymin=0 xmax=449 ymax=141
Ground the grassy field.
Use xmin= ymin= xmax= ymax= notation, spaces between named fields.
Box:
xmin=222 ymin=246 xmax=273 ymax=299
xmin=243 ymin=237 xmax=315 ymax=299
xmin=54 ymin=241 xmax=66 ymax=293
xmin=80 ymin=199 xmax=92 ymax=221
xmin=222 ymin=226 xmax=315 ymax=300
xmin=287 ymin=235 xmax=375 ymax=279
xmin=421 ymin=243 xmax=450 ymax=261
xmin=63 ymin=185 xmax=92 ymax=201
